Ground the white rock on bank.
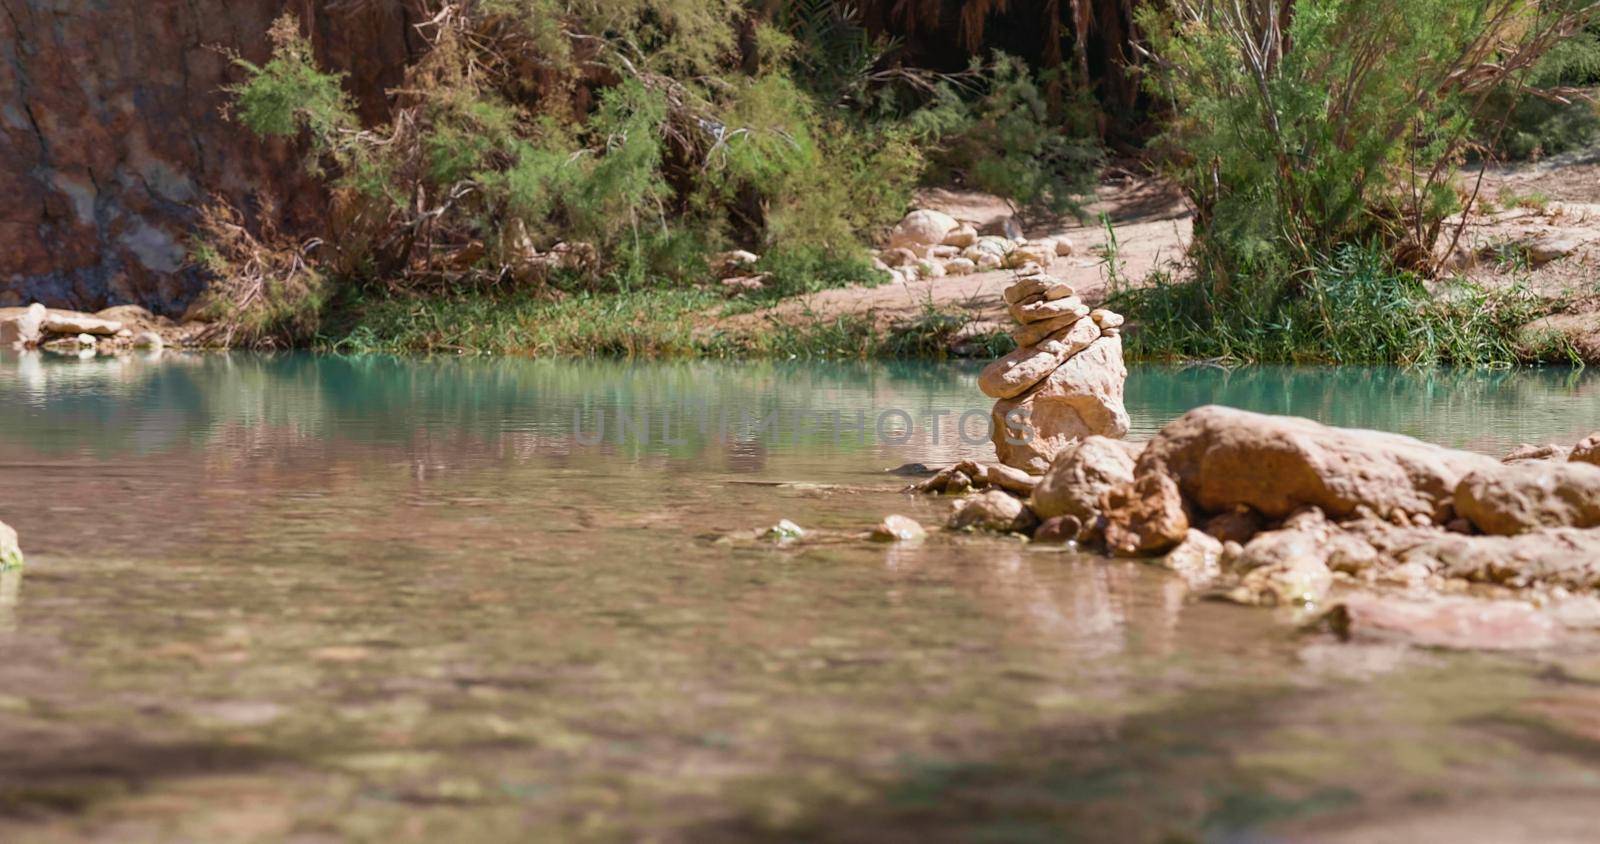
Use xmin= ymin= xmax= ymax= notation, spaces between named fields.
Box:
xmin=889 ymin=209 xmax=959 ymax=251
xmin=45 ymin=313 xmax=123 ymax=336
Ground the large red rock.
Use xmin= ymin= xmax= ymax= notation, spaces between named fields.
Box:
xmin=0 ymin=2 xmax=425 ymax=315
xmin=1101 ymin=473 xmax=1188 ymax=556
xmin=1134 ymin=406 xmax=1499 ymax=521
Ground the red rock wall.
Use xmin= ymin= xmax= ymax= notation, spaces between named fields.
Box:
xmin=0 ymin=0 xmax=423 ymax=315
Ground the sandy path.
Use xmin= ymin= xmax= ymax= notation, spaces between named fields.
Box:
xmin=723 ymin=178 xmax=1193 ymax=333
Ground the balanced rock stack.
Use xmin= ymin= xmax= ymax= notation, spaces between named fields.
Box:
xmin=979 ymin=268 xmax=1130 ymax=474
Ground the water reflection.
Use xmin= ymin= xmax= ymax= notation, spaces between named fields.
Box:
xmin=3 ymin=352 xmax=1600 ymax=840
xmin=3 ymin=353 xmax=1598 ymax=472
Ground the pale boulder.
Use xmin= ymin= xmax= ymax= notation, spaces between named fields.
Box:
xmin=1090 ymin=309 xmax=1124 ymax=330
xmin=1009 ymin=296 xmax=1089 ymax=326
xmin=1399 ymin=526 xmax=1600 ymax=589
xmin=965 ymin=236 xmax=1015 ymax=260
xmin=1012 ymin=311 xmax=1091 ymax=348
xmin=1054 ymin=237 xmax=1076 ymax=257
xmin=870 ymin=515 xmax=927 ymax=544
xmin=132 ymin=331 xmax=164 ymax=350
xmin=44 ymin=312 xmax=123 ymax=336
xmin=889 ymin=209 xmax=960 ymax=251
xmin=1526 ymin=235 xmax=1580 ymax=266
xmin=883 ymin=247 xmax=920 ymax=267
xmin=1002 ymin=276 xmax=1054 ymax=304
xmin=0 ymin=303 xmax=47 ymax=347
xmin=0 ymin=519 xmax=21 ymax=569
xmin=712 ymin=250 xmax=759 ymax=277
xmin=1163 ymin=530 xmax=1224 ymax=585
xmin=1005 ymin=240 xmax=1055 ymax=269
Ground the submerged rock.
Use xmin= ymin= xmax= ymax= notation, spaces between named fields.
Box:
xmin=1454 ymin=461 xmax=1600 ymax=536
xmin=870 ymin=515 xmax=927 ymax=544
xmin=948 ymin=490 xmax=1038 ymax=534
xmin=1102 ymin=473 xmax=1189 ymax=557
xmin=0 ymin=521 xmax=21 ymax=569
xmin=1032 ymin=515 xmax=1082 ymax=545
xmin=1135 ymin=405 xmax=1499 ymax=523
xmin=1323 ymin=594 xmax=1559 ymax=651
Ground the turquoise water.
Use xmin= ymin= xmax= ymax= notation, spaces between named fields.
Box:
xmin=2 ymin=351 xmax=1600 ymax=842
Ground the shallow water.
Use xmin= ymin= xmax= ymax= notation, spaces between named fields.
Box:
xmin=3 ymin=351 xmax=1600 ymax=842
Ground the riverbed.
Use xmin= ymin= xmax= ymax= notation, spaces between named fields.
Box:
xmin=4 ymin=352 xmax=1600 ymax=841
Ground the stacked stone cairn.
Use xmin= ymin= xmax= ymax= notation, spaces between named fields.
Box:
xmin=913 ymin=265 xmax=1131 ymax=518
xmin=978 ymin=267 xmax=1130 ymax=474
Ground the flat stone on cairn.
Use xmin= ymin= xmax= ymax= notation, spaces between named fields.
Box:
xmin=978 ymin=268 xmax=1131 ymax=473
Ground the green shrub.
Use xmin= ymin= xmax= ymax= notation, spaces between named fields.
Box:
xmin=911 ymin=54 xmax=1100 ymax=215
xmin=1480 ymin=23 xmax=1600 ymax=159
xmin=1137 ymin=0 xmax=1600 ymax=285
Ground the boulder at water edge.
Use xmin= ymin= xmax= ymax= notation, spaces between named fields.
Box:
xmin=1133 ymin=405 xmax=1499 ymax=523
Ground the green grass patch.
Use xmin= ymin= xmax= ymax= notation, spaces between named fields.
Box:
xmin=321 ymin=287 xmax=724 ymax=357
xmin=1112 ymin=245 xmax=1567 ymax=366
xmin=318 ymin=285 xmax=1007 ymax=361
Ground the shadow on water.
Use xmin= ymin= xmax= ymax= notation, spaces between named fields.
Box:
xmin=689 ymin=686 xmax=1358 ymax=844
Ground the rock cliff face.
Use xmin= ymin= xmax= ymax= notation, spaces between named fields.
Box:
xmin=0 ymin=1 xmax=422 ymax=315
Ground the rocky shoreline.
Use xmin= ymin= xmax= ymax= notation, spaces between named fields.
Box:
xmin=908 ymin=407 xmax=1600 ymax=650
xmin=0 ymin=303 xmax=203 ymax=355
